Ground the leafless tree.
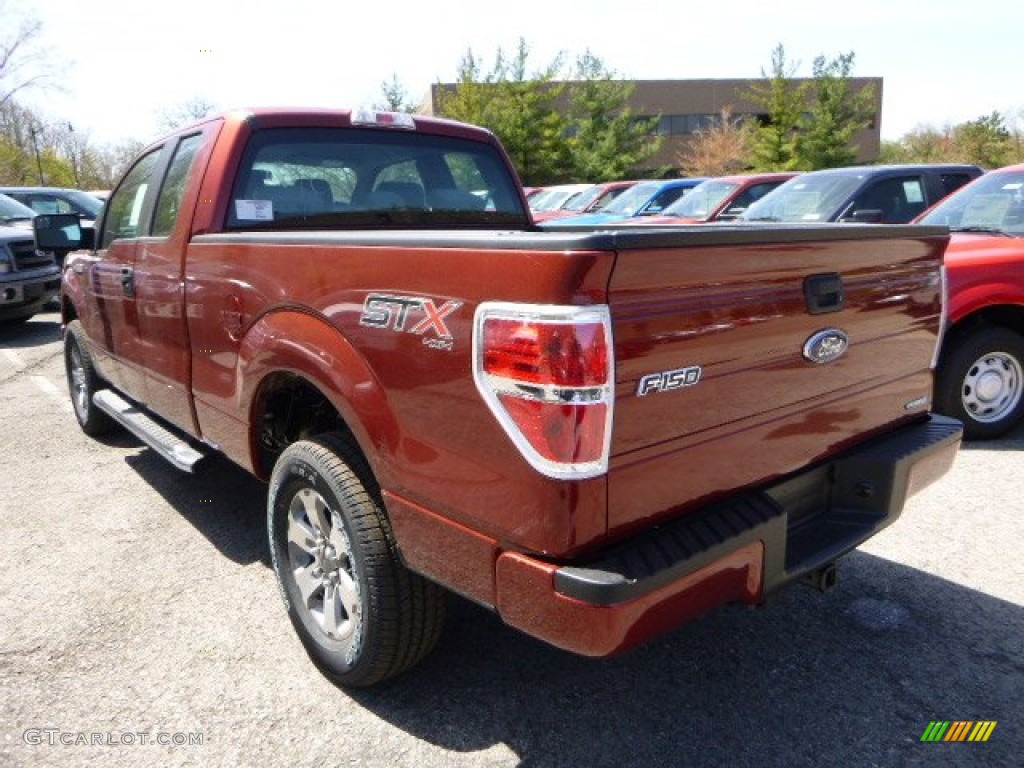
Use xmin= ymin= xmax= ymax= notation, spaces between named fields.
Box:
xmin=0 ymin=1 xmax=55 ymax=106
xmin=677 ymin=107 xmax=754 ymax=176
xmin=155 ymin=97 xmax=219 ymax=133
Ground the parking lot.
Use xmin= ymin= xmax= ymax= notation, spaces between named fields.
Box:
xmin=1 ymin=310 xmax=1021 ymax=768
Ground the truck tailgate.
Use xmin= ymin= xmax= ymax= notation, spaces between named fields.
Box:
xmin=605 ymin=225 xmax=949 ymax=536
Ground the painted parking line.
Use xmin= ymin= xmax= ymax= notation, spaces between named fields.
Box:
xmin=33 ymin=375 xmax=73 ymax=413
xmin=2 ymin=349 xmax=26 ymax=372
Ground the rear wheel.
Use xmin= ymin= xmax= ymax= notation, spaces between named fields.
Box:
xmin=267 ymin=433 xmax=445 ymax=687
xmin=935 ymin=326 xmax=1024 ymax=440
xmin=64 ymin=319 xmax=115 ymax=436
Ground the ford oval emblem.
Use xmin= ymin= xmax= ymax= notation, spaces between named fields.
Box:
xmin=803 ymin=329 xmax=849 ymax=364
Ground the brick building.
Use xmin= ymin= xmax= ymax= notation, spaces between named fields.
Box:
xmin=428 ymin=77 xmax=883 ymax=175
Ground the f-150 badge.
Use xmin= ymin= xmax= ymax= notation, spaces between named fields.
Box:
xmin=637 ymin=365 xmax=702 ymax=396
xmin=360 ymin=293 xmax=462 ymax=351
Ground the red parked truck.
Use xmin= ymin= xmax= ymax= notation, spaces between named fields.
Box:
xmin=918 ymin=163 xmax=1024 ymax=438
xmin=36 ymin=108 xmax=962 ymax=687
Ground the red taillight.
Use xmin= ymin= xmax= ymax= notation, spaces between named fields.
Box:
xmin=482 ymin=319 xmax=608 ymax=387
xmin=473 ymin=303 xmax=613 ymax=479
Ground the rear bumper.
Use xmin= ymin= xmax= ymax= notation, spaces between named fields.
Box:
xmin=494 ymin=414 xmax=962 ymax=656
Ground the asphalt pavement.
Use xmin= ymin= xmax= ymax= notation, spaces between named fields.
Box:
xmin=1 ymin=310 xmax=1020 ymax=768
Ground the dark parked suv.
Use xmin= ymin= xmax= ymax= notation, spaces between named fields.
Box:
xmin=738 ymin=164 xmax=984 ymax=224
xmin=1 ymin=226 xmax=60 ymax=324
xmin=0 ymin=194 xmax=60 ymax=323
xmin=0 ymin=186 xmax=104 ymax=225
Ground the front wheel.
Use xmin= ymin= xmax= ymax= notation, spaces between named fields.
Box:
xmin=64 ymin=320 xmax=114 ymax=436
xmin=267 ymin=433 xmax=446 ymax=687
xmin=935 ymin=326 xmax=1024 ymax=440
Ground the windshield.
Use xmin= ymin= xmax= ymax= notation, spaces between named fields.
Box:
xmin=61 ymin=189 xmax=105 ymax=217
xmin=0 ymin=193 xmax=36 ymax=224
xmin=740 ymin=174 xmax=864 ymax=222
xmin=919 ymin=170 xmax=1024 ymax=237
xmin=563 ymin=185 xmax=602 ymax=212
xmin=531 ymin=185 xmax=590 ymax=212
xmin=661 ymin=180 xmax=739 ymax=219
xmin=602 ymin=182 xmax=659 ymax=215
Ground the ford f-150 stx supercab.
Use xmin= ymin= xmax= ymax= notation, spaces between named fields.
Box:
xmin=36 ymin=108 xmax=962 ymax=687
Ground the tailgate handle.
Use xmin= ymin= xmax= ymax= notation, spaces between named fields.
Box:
xmin=804 ymin=273 xmax=844 ymax=314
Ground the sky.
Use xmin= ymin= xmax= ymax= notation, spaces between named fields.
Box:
xmin=12 ymin=0 xmax=1024 ymax=149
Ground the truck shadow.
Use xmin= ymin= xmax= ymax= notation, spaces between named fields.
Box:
xmin=960 ymin=417 xmax=1024 ymax=451
xmin=349 ymin=554 xmax=1021 ymax=767
xmin=124 ymin=450 xmax=268 ymax=566
xmin=0 ymin=314 xmax=61 ymax=348
xmin=115 ymin=439 xmax=1021 ymax=766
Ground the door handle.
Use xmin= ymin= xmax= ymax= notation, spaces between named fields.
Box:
xmin=120 ymin=266 xmax=135 ymax=298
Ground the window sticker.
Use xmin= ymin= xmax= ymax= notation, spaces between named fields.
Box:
xmin=235 ymin=199 xmax=274 ymax=220
xmin=903 ymin=180 xmax=925 ymax=204
xmin=962 ymin=194 xmax=1010 ymax=228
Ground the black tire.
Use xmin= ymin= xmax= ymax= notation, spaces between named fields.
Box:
xmin=64 ymin=319 xmax=115 ymax=436
xmin=267 ymin=433 xmax=446 ymax=687
xmin=935 ymin=326 xmax=1024 ymax=440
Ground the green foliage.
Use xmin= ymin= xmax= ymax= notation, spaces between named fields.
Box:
xmin=800 ymin=53 xmax=876 ymax=169
xmin=878 ymin=128 xmax=953 ymax=164
xmin=0 ymin=100 xmax=141 ymax=187
xmin=435 ymin=41 xmax=570 ymax=184
xmin=952 ymin=112 xmax=1012 ymax=167
xmin=744 ymin=44 xmax=808 ymax=171
xmin=880 ymin=112 xmax=1017 ymax=167
xmin=435 ymin=41 xmax=660 ymax=185
xmin=745 ymin=45 xmax=877 ymax=171
xmin=375 ymin=73 xmax=420 ymax=113
xmin=563 ymin=51 xmax=661 ymax=181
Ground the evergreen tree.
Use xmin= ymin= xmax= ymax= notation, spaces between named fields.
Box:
xmin=744 ymin=44 xmax=808 ymax=171
xmin=375 ymin=73 xmax=421 ymax=113
xmin=564 ymin=51 xmax=661 ymax=181
xmin=799 ymin=53 xmax=876 ymax=169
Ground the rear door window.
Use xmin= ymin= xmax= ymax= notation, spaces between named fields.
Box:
xmin=152 ymin=133 xmax=204 ymax=237
xmin=940 ymin=173 xmax=975 ymax=197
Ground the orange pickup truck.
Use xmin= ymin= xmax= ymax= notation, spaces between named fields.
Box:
xmin=36 ymin=108 xmax=961 ymax=687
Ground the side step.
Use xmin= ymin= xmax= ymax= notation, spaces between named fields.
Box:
xmin=92 ymin=389 xmax=205 ymax=473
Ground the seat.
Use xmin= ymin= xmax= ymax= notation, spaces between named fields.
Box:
xmin=374 ymin=181 xmax=425 ymax=208
xmin=243 ymin=169 xmax=272 ymax=198
xmin=294 ymin=178 xmax=333 ymax=210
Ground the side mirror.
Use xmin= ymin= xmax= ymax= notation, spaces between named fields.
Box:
xmin=33 ymin=212 xmax=93 ymax=251
xmin=843 ymin=209 xmax=884 ymax=223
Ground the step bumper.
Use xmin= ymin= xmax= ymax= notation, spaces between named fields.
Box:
xmin=494 ymin=414 xmax=962 ymax=656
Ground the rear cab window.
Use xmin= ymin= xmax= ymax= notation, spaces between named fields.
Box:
xmin=226 ymin=127 xmax=529 ymax=231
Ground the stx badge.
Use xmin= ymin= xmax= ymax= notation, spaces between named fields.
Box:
xmin=360 ymin=294 xmax=462 ymax=350
xmin=637 ymin=365 xmax=702 ymax=396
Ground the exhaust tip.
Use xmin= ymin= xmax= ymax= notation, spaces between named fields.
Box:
xmin=801 ymin=562 xmax=838 ymax=593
